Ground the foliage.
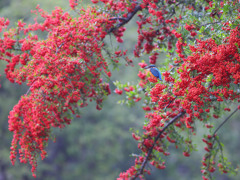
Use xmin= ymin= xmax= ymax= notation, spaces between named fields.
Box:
xmin=0 ymin=1 xmax=143 ymax=180
xmin=0 ymin=0 xmax=240 ymax=180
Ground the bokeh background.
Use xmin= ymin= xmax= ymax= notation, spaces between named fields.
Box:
xmin=0 ymin=1 xmax=239 ymax=180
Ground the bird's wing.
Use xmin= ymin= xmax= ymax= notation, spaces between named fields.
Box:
xmin=150 ymin=68 xmax=162 ymax=80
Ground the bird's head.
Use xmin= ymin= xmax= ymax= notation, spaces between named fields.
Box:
xmin=144 ymin=64 xmax=156 ymax=69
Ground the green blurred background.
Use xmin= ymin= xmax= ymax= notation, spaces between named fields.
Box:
xmin=0 ymin=0 xmax=239 ymax=180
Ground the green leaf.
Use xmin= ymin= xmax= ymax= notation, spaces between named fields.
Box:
xmin=199 ymin=26 xmax=205 ymax=33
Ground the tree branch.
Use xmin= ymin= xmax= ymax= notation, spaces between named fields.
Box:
xmin=132 ymin=110 xmax=186 ymax=179
xmin=109 ymin=17 xmax=127 ymax=21
xmin=108 ymin=5 xmax=142 ymax=34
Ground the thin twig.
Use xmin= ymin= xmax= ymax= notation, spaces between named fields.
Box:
xmin=25 ymin=85 xmax=33 ymax=95
xmin=132 ymin=110 xmax=186 ymax=180
xmin=211 ymin=106 xmax=239 ymax=152
xmin=213 ymin=106 xmax=239 ymax=136
xmin=197 ymin=21 xmax=221 ymax=29
xmin=205 ymin=106 xmax=239 ymax=175
xmin=55 ymin=42 xmax=65 ymax=54
xmin=164 ymin=96 xmax=177 ymax=111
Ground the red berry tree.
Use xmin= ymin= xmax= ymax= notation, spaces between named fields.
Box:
xmin=0 ymin=0 xmax=240 ymax=179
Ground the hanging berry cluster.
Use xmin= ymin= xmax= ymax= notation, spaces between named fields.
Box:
xmin=1 ymin=5 xmax=115 ymax=177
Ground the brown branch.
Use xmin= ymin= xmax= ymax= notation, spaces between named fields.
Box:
xmin=131 ymin=110 xmax=186 ymax=180
xmin=108 ymin=5 xmax=142 ymax=34
xmin=109 ymin=17 xmax=127 ymax=21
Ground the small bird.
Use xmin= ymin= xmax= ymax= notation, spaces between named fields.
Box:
xmin=144 ymin=64 xmax=162 ymax=81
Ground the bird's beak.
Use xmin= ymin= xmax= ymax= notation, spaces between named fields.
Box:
xmin=144 ymin=66 xmax=150 ymax=69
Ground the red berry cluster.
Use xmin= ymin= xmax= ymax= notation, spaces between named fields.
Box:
xmin=1 ymin=6 xmax=115 ymax=177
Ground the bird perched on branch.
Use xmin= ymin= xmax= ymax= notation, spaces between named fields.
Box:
xmin=144 ymin=64 xmax=162 ymax=81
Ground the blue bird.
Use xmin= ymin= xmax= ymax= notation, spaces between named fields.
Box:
xmin=144 ymin=64 xmax=162 ymax=81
